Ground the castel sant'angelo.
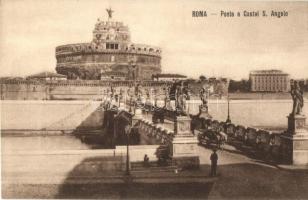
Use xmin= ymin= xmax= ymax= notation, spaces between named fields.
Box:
xmin=0 ymin=8 xmax=228 ymax=101
xmin=56 ymin=8 xmax=162 ymax=80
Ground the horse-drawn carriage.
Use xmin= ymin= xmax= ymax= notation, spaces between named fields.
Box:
xmin=152 ymin=107 xmax=165 ymax=124
xmin=197 ymin=128 xmax=227 ymax=149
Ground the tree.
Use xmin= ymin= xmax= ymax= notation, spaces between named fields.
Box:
xmin=199 ymin=75 xmax=206 ymax=82
xmin=228 ymin=79 xmax=251 ymax=92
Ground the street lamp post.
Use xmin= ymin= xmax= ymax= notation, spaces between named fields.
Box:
xmin=154 ymin=95 xmax=158 ymax=108
xmin=226 ymin=93 xmax=231 ymax=123
xmin=129 ymin=96 xmax=132 ymax=113
xmin=124 ymin=125 xmax=131 ymax=176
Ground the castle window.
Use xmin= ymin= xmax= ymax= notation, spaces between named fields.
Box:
xmin=106 ymin=43 xmax=118 ymax=50
xmin=138 ymin=48 xmax=141 ymax=51
xmin=144 ymin=48 xmax=147 ymax=51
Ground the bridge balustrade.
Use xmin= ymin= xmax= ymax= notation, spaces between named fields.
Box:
xmin=226 ymin=123 xmax=236 ymax=137
xmin=137 ymin=116 xmax=175 ymax=147
xmin=116 ymin=97 xmax=285 ymax=164
xmin=218 ymin=122 xmax=225 ymax=132
xmin=258 ymin=130 xmax=271 ymax=153
xmin=188 ymin=113 xmax=285 ymax=163
xmin=235 ymin=125 xmax=247 ymax=142
xmin=270 ymin=133 xmax=283 ymax=160
xmin=246 ymin=128 xmax=258 ymax=147
xmin=211 ymin=120 xmax=220 ymax=132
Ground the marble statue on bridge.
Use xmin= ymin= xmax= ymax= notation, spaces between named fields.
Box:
xmin=199 ymin=87 xmax=208 ymax=112
xmin=164 ymin=86 xmax=172 ymax=109
xmin=290 ymin=80 xmax=304 ymax=116
xmin=134 ymin=83 xmax=143 ymax=109
xmin=134 ymin=83 xmax=143 ymax=101
xmin=175 ymin=81 xmax=189 ymax=116
xmin=281 ymin=80 xmax=308 ymax=166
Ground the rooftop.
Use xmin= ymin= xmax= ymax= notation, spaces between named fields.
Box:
xmin=27 ymin=72 xmax=67 ymax=78
xmin=250 ymin=70 xmax=289 ymax=75
xmin=152 ymin=74 xmax=187 ymax=78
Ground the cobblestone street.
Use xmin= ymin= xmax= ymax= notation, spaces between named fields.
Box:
xmin=2 ymin=141 xmax=308 ymax=199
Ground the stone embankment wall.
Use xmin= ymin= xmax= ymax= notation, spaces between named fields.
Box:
xmin=1 ymin=100 xmax=102 ymax=133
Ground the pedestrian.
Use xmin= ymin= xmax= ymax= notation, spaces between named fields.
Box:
xmin=210 ymin=149 xmax=218 ymax=176
xmin=144 ymin=154 xmax=149 ymax=167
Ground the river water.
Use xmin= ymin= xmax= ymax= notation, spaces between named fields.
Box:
xmin=187 ymin=99 xmax=308 ymax=130
xmin=2 ymin=135 xmax=92 ymax=153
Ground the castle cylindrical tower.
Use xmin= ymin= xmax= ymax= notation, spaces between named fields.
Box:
xmin=55 ymin=9 xmax=162 ymax=80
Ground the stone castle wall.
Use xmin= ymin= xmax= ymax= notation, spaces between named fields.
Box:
xmin=55 ymin=48 xmax=162 ymax=80
xmin=0 ymin=79 xmax=228 ymax=101
xmin=0 ymin=82 xmax=48 ymax=100
xmin=0 ymin=80 xmax=171 ymax=101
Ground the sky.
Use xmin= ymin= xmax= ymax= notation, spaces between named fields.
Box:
xmin=1 ymin=0 xmax=308 ymax=80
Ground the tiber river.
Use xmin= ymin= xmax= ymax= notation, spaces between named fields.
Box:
xmin=1 ymin=99 xmax=308 ymax=151
xmin=154 ymin=99 xmax=308 ymax=130
xmin=197 ymin=99 xmax=308 ymax=130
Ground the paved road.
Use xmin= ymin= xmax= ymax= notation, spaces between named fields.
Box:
xmin=197 ymin=145 xmax=308 ymax=199
xmin=2 ymin=135 xmax=308 ymax=199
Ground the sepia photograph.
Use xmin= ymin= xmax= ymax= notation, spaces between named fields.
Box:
xmin=0 ymin=0 xmax=308 ymax=199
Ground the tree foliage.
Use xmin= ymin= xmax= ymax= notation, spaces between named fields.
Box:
xmin=228 ymin=79 xmax=251 ymax=92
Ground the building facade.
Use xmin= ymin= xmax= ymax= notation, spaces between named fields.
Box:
xmin=152 ymin=74 xmax=187 ymax=81
xmin=55 ymin=9 xmax=161 ymax=80
xmin=249 ymin=70 xmax=290 ymax=92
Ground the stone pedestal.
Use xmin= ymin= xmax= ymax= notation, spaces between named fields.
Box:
xmin=171 ymin=116 xmax=200 ymax=169
xmin=281 ymin=114 xmax=308 ymax=165
xmin=118 ymin=102 xmax=125 ymax=110
xmin=199 ymin=105 xmax=212 ymax=119
xmin=132 ymin=108 xmax=143 ymax=126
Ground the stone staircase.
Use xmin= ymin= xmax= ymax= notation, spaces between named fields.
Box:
xmin=131 ymin=161 xmax=177 ymax=173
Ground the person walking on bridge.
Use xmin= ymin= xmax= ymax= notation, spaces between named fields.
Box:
xmin=210 ymin=149 xmax=218 ymax=177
